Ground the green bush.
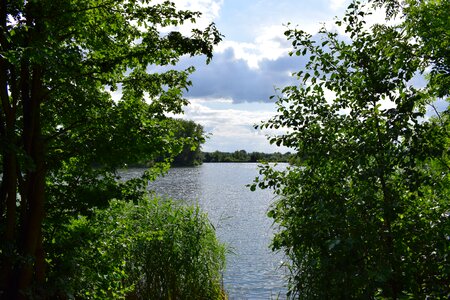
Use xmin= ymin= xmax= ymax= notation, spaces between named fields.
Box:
xmin=254 ymin=0 xmax=450 ymax=298
xmin=48 ymin=197 xmax=227 ymax=299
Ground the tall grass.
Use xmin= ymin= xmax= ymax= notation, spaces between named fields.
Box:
xmin=49 ymin=196 xmax=227 ymax=299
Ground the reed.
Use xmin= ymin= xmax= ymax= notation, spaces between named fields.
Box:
xmin=50 ymin=196 xmax=227 ymax=299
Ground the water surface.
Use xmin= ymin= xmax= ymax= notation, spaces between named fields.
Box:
xmin=122 ymin=163 xmax=288 ymax=299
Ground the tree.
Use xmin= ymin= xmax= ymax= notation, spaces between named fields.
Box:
xmin=172 ymin=119 xmax=205 ymax=166
xmin=375 ymin=0 xmax=450 ymax=98
xmin=0 ymin=0 xmax=220 ymax=298
xmin=232 ymin=150 xmax=250 ymax=162
xmin=255 ymin=0 xmax=449 ymax=298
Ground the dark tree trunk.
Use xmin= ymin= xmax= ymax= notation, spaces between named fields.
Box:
xmin=14 ymin=62 xmax=46 ymax=299
xmin=0 ymin=0 xmax=19 ymax=293
xmin=0 ymin=3 xmax=48 ymax=293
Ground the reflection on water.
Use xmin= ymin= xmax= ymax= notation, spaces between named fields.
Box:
xmin=121 ymin=163 xmax=288 ymax=299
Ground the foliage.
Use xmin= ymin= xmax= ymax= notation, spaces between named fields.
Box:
xmin=0 ymin=0 xmax=221 ymax=297
xmin=48 ymin=196 xmax=227 ymax=299
xmin=373 ymin=0 xmax=450 ymax=98
xmin=254 ymin=0 xmax=450 ymax=298
xmin=172 ymin=119 xmax=206 ymax=166
xmin=119 ymin=118 xmax=206 ymax=167
xmin=203 ymin=150 xmax=293 ymax=163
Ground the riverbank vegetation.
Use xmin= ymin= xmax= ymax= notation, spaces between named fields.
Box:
xmin=0 ymin=1 xmax=225 ymax=298
xmin=172 ymin=120 xmax=205 ymax=167
xmin=47 ymin=197 xmax=226 ymax=299
xmin=203 ymin=150 xmax=293 ymax=163
xmin=255 ymin=0 xmax=450 ymax=298
xmin=126 ymin=119 xmax=206 ymax=167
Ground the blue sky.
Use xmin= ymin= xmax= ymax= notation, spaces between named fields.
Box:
xmin=175 ymin=0 xmax=354 ymax=153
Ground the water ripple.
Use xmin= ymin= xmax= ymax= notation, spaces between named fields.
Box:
xmin=121 ymin=163 xmax=288 ymax=299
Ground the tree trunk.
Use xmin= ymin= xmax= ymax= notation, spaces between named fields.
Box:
xmin=1 ymin=2 xmax=48 ymax=297
xmin=0 ymin=151 xmax=18 ymax=295
xmin=0 ymin=1 xmax=19 ymax=291
xmin=15 ymin=64 xmax=46 ymax=299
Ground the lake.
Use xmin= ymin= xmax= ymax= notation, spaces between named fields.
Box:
xmin=122 ymin=163 xmax=288 ymax=299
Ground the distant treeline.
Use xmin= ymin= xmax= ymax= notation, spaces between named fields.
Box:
xmin=201 ymin=150 xmax=293 ymax=163
xmin=172 ymin=149 xmax=294 ymax=166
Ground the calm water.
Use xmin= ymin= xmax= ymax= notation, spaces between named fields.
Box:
xmin=121 ymin=163 xmax=288 ymax=299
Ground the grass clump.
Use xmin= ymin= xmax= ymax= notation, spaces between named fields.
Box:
xmin=50 ymin=196 xmax=227 ymax=299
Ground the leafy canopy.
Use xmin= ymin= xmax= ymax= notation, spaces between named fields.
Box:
xmin=0 ymin=0 xmax=221 ymax=297
xmin=255 ymin=0 xmax=449 ymax=298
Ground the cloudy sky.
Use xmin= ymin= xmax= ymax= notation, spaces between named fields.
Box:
xmin=173 ymin=0 xmax=353 ymax=153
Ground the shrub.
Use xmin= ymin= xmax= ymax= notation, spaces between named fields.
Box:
xmin=48 ymin=196 xmax=227 ymax=299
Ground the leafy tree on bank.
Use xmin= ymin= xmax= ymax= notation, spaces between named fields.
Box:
xmin=0 ymin=0 xmax=220 ymax=298
xmin=127 ymin=119 xmax=206 ymax=167
xmin=255 ymin=0 xmax=449 ymax=298
xmin=172 ymin=119 xmax=205 ymax=166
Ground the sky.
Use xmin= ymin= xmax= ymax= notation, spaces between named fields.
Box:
xmin=172 ymin=0 xmax=355 ymax=153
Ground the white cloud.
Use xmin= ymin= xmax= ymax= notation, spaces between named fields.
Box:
xmin=183 ymin=99 xmax=271 ymax=128
xmin=178 ymin=99 xmax=291 ymax=152
xmin=329 ymin=0 xmax=348 ymax=11
xmin=188 ymin=97 xmax=233 ymax=104
xmin=216 ymin=24 xmax=290 ymax=69
xmin=176 ymin=0 xmax=223 ymax=25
